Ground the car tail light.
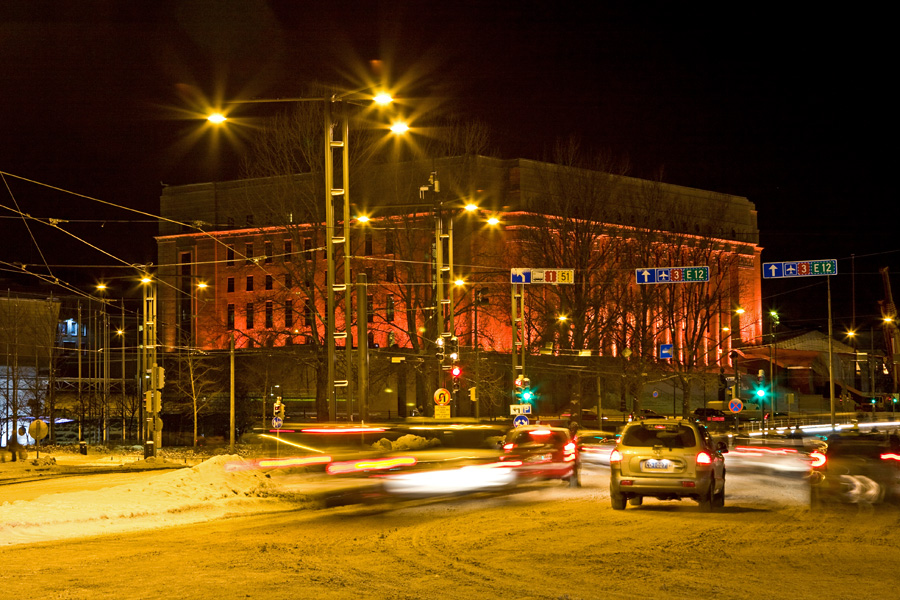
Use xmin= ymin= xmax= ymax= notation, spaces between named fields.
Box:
xmin=609 ymin=449 xmax=623 ymax=463
xmin=696 ymin=451 xmax=712 ymax=465
xmin=880 ymin=453 xmax=900 ymax=462
xmin=809 ymin=450 xmax=826 ymax=468
xmin=503 ymin=443 xmax=515 ymax=452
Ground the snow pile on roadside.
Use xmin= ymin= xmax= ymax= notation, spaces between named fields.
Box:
xmin=372 ymin=434 xmax=441 ymax=452
xmin=0 ymin=455 xmax=287 ymax=547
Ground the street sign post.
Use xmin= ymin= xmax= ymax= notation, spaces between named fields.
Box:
xmin=434 ymin=388 xmax=452 ymax=406
xmin=762 ymin=259 xmax=837 ymax=279
xmin=635 ymin=266 xmax=709 ymax=284
xmin=511 ymin=268 xmax=575 ymax=284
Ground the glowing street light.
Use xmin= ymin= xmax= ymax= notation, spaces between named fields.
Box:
xmin=207 ymin=113 xmax=227 ymax=124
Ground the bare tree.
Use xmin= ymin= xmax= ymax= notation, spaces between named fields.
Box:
xmin=167 ymin=334 xmax=225 ymax=446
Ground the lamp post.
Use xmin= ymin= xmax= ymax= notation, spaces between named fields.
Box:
xmin=141 ymin=274 xmax=160 ymax=456
xmin=211 ymin=90 xmax=400 ymax=422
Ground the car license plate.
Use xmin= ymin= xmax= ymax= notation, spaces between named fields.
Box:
xmin=642 ymin=459 xmax=672 ymax=472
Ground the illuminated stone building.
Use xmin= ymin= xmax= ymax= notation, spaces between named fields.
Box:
xmin=156 ymin=155 xmax=763 ymax=415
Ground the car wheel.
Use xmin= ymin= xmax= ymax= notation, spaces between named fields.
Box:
xmin=628 ymin=495 xmax=643 ymax=506
xmin=809 ymin=484 xmax=822 ymax=509
xmin=611 ymin=492 xmax=627 ymax=510
xmin=698 ymin=481 xmax=714 ymax=512
xmin=713 ymin=482 xmax=725 ymax=509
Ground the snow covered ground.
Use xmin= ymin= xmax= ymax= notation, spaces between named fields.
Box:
xmin=3 ymin=453 xmax=900 ymax=599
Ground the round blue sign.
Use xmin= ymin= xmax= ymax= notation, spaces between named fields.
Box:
xmin=513 ymin=415 xmax=530 ymax=427
xmin=728 ymin=399 xmax=743 ymax=413
xmin=272 ymin=416 xmax=284 ymax=429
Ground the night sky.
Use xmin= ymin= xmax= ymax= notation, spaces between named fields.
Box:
xmin=1 ymin=1 xmax=895 ymax=332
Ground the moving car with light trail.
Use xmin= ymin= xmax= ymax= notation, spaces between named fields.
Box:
xmin=809 ymin=429 xmax=900 ymax=507
xmin=499 ymin=425 xmax=579 ymax=487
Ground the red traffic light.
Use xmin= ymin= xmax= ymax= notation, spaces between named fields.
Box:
xmin=451 ymin=365 xmax=462 ymax=378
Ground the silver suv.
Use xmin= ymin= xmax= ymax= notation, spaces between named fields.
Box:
xmin=610 ymin=418 xmax=727 ymax=511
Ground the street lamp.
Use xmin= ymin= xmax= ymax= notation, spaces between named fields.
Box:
xmin=209 ymin=89 xmax=404 ymax=422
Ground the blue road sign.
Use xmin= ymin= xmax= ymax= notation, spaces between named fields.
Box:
xmin=762 ymin=259 xmax=837 ymax=279
xmin=659 ymin=344 xmax=674 ymax=360
xmin=636 ymin=266 xmax=709 ymax=284
xmin=729 ymin=399 xmax=744 ymax=413
xmin=513 ymin=415 xmax=530 ymax=427
xmin=271 ymin=416 xmax=283 ymax=430
xmin=511 ymin=269 xmax=532 ymax=283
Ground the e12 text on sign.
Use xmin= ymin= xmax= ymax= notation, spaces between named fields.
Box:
xmin=762 ymin=259 xmax=837 ymax=279
xmin=635 ymin=266 xmax=709 ymax=285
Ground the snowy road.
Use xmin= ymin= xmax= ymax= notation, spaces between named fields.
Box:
xmin=2 ymin=461 xmax=899 ymax=600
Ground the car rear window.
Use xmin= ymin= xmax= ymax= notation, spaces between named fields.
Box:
xmin=513 ymin=430 xmax=568 ymax=445
xmin=623 ymin=425 xmax=697 ymax=448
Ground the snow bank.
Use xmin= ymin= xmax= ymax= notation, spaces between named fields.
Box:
xmin=0 ymin=455 xmax=285 ymax=547
xmin=371 ymin=434 xmax=441 ymax=452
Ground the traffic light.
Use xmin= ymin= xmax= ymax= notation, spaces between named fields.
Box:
xmin=435 ymin=337 xmax=445 ymax=361
xmin=451 ymin=364 xmax=462 ymax=391
xmin=448 ymin=337 xmax=459 ymax=361
xmin=274 ymin=400 xmax=285 ymax=420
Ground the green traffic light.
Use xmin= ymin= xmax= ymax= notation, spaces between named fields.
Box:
xmin=756 ymin=389 xmax=766 ymax=398
xmin=523 ymin=390 xmax=533 ymax=401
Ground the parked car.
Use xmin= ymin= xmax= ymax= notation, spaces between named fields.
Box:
xmin=610 ymin=418 xmax=728 ymax=511
xmin=693 ymin=408 xmax=727 ymax=422
xmin=809 ymin=429 xmax=900 ymax=507
xmin=499 ymin=425 xmax=579 ymax=487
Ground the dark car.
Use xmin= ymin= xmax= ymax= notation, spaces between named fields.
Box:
xmin=693 ymin=408 xmax=727 ymax=422
xmin=809 ymin=429 xmax=900 ymax=507
xmin=499 ymin=425 xmax=579 ymax=487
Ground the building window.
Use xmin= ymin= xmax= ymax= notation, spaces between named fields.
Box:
xmin=265 ymin=275 xmax=273 ymax=290
xmin=265 ymin=301 xmax=273 ymax=329
xmin=303 ymin=237 xmax=313 ymax=259
xmin=386 ymin=264 xmax=395 ymax=283
xmin=246 ymin=214 xmax=254 ymax=227
xmin=285 ymin=336 xmax=293 ymax=347
xmin=227 ymin=304 xmax=235 ymax=330
xmin=285 ymin=273 xmax=292 ymax=288
xmin=364 ymin=231 xmax=373 ymax=256
xmin=367 ymin=294 xmax=374 ymax=323
xmin=227 ymin=216 xmax=235 ymax=228
xmin=285 ymin=300 xmax=293 ymax=328
xmin=304 ymin=299 xmax=312 ymax=326
xmin=385 ymin=233 xmax=394 ymax=255
xmin=246 ymin=276 xmax=254 ymax=292
xmin=227 ymin=277 xmax=235 ymax=293
xmin=245 ymin=242 xmax=253 ymax=264
xmin=283 ymin=239 xmax=292 ymax=261
xmin=365 ymin=267 xmax=375 ymax=283
xmin=386 ymin=294 xmax=395 ymax=322
xmin=368 ymin=332 xmax=376 ymax=348
xmin=245 ymin=303 xmax=254 ymax=329
xmin=226 ymin=245 xmax=235 ymax=267
xmin=264 ymin=241 xmax=273 ymax=264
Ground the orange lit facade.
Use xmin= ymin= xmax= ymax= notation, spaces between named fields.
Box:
xmin=156 ymin=156 xmax=763 ymax=372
